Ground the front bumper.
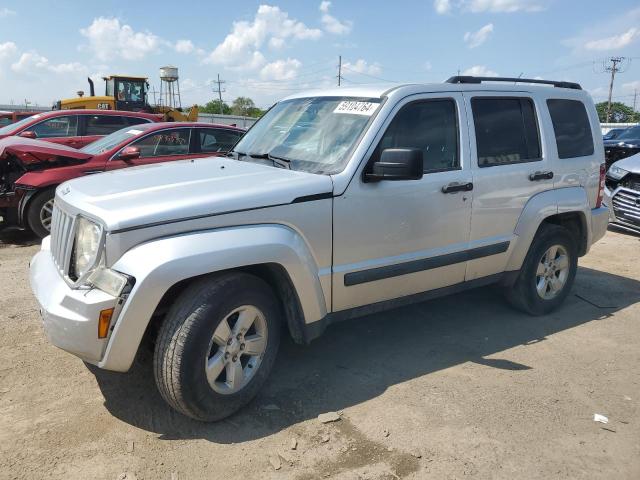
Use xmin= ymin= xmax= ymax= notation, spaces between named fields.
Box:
xmin=29 ymin=237 xmax=118 ymax=364
xmin=604 ymin=187 xmax=640 ymax=232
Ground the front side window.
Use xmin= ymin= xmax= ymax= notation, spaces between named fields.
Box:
xmin=131 ymin=128 xmax=191 ymax=157
xmin=232 ymin=96 xmax=381 ymax=174
xmin=374 ymin=99 xmax=459 ymax=173
xmin=471 ymin=97 xmax=541 ymax=167
xmin=199 ymin=129 xmax=243 ymax=153
xmin=547 ymin=99 xmax=594 ymax=159
xmin=31 ymin=115 xmax=78 ymax=138
xmin=85 ymin=115 xmax=126 ymax=136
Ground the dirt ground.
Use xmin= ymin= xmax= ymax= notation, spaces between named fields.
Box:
xmin=0 ymin=227 xmax=639 ymax=480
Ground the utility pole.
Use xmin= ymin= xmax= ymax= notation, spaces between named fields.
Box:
xmin=337 ymin=55 xmax=342 ymax=87
xmin=634 ymin=89 xmax=638 ymax=112
xmin=604 ymin=57 xmax=625 ymax=122
xmin=212 ymin=74 xmax=226 ymax=114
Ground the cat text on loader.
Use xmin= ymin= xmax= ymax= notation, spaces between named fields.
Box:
xmin=54 ymin=74 xmax=198 ymax=122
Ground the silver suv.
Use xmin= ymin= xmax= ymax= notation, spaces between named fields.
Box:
xmin=30 ymin=76 xmax=609 ymax=421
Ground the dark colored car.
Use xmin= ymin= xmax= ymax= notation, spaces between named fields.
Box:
xmin=0 ymin=122 xmax=245 ymax=237
xmin=603 ymin=127 xmax=627 ymax=141
xmin=604 ymin=125 xmax=640 ymax=169
xmin=0 ymin=109 xmax=162 ymax=149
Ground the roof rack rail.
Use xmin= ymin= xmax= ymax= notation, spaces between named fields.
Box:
xmin=445 ymin=76 xmax=582 ymax=90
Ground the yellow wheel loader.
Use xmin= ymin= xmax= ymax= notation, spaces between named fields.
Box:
xmin=54 ymin=75 xmax=198 ymax=122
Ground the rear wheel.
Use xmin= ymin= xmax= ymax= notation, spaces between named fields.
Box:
xmin=26 ymin=188 xmax=56 ymax=238
xmin=505 ymin=224 xmax=578 ymax=315
xmin=154 ymin=272 xmax=281 ymax=421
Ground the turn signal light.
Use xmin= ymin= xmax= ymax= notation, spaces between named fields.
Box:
xmin=595 ymin=163 xmax=606 ymax=209
xmin=98 ymin=308 xmax=114 ymax=339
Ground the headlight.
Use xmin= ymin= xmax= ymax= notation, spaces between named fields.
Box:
xmin=607 ymin=165 xmax=629 ymax=180
xmin=72 ymin=216 xmax=102 ymax=280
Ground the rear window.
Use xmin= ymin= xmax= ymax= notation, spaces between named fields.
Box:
xmin=471 ymin=97 xmax=541 ymax=167
xmin=546 ymin=99 xmax=594 ymax=159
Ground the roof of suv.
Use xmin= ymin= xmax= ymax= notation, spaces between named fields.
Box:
xmin=281 ymin=82 xmax=590 ymax=102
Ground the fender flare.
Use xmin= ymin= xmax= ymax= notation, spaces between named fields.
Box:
xmin=505 ymin=187 xmax=590 ymax=272
xmin=99 ymin=224 xmax=328 ymax=372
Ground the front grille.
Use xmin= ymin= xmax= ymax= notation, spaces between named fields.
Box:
xmin=612 ymin=189 xmax=640 ymax=228
xmin=50 ymin=204 xmax=75 ymax=275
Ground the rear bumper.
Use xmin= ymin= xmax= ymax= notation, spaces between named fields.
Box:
xmin=29 ymin=237 xmax=118 ymax=364
xmin=590 ymin=206 xmax=609 ymax=245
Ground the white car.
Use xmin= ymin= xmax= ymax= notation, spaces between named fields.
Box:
xmin=605 ymin=152 xmax=640 ymax=232
xmin=30 ymin=76 xmax=609 ymax=421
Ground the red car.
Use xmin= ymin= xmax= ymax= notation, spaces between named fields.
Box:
xmin=0 ymin=109 xmax=162 ymax=149
xmin=0 ymin=122 xmax=245 ymax=237
xmin=0 ymin=110 xmax=39 ymax=128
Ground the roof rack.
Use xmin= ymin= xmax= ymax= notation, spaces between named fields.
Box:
xmin=445 ymin=76 xmax=582 ymax=90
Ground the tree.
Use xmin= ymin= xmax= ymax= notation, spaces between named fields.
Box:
xmin=200 ymin=99 xmax=231 ymax=115
xmin=231 ymin=97 xmax=256 ymax=116
xmin=596 ymin=101 xmax=640 ymax=123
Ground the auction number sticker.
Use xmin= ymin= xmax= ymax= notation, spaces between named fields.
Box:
xmin=126 ymin=129 xmax=144 ymax=135
xmin=333 ymin=101 xmax=379 ymax=116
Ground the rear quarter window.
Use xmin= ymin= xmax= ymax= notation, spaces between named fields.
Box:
xmin=546 ymin=99 xmax=594 ymax=159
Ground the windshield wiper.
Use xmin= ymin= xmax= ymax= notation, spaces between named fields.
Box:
xmin=227 ymin=150 xmax=247 ymax=159
xmin=248 ymin=151 xmax=292 ymax=169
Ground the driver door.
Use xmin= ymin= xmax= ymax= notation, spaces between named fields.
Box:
xmin=332 ymin=93 xmax=473 ymax=311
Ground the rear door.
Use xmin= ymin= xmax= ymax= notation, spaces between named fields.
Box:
xmin=80 ymin=115 xmax=137 ymax=147
xmin=29 ymin=115 xmax=82 ymax=147
xmin=464 ymin=93 xmax=554 ymax=280
xmin=106 ymin=127 xmax=200 ymax=170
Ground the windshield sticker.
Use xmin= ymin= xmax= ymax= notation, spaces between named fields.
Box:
xmin=126 ymin=129 xmax=144 ymax=135
xmin=333 ymin=101 xmax=379 ymax=116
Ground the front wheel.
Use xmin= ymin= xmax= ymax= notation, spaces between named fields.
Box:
xmin=154 ymin=273 xmax=281 ymax=421
xmin=26 ymin=188 xmax=56 ymax=238
xmin=505 ymin=224 xmax=578 ymax=315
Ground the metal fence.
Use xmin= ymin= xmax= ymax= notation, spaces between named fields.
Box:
xmin=600 ymin=123 xmax=637 ymax=134
xmin=196 ymin=113 xmax=257 ymax=128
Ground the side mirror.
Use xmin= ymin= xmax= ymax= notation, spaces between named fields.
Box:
xmin=365 ymin=148 xmax=423 ymax=182
xmin=19 ymin=130 xmax=37 ymax=139
xmin=118 ymin=146 xmax=141 ymax=161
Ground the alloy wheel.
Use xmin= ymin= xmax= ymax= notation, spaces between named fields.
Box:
xmin=535 ymin=244 xmax=570 ymax=300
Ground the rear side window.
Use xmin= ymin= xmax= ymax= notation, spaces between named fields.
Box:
xmin=85 ymin=115 xmax=126 ymax=135
xmin=31 ymin=115 xmax=78 ymax=138
xmin=471 ymin=97 xmax=541 ymax=167
xmin=375 ymin=99 xmax=459 ymax=173
xmin=199 ymin=128 xmax=243 ymax=153
xmin=546 ymin=99 xmax=594 ymax=159
xmin=125 ymin=116 xmax=151 ymax=126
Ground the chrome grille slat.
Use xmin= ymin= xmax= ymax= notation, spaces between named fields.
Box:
xmin=50 ymin=205 xmax=75 ymax=275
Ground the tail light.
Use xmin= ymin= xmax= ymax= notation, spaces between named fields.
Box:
xmin=595 ymin=163 xmax=606 ymax=208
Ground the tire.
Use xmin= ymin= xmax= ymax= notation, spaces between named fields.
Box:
xmin=26 ymin=188 xmax=56 ymax=238
xmin=505 ymin=224 xmax=578 ymax=316
xmin=154 ymin=272 xmax=282 ymax=421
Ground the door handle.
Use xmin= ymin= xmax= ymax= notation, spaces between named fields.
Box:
xmin=529 ymin=171 xmax=554 ymax=181
xmin=442 ymin=182 xmax=473 ymax=194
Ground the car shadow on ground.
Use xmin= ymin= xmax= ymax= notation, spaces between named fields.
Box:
xmin=91 ymin=266 xmax=640 ymax=443
xmin=0 ymin=228 xmax=40 ymax=247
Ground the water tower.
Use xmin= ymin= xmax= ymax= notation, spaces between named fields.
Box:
xmin=159 ymin=66 xmax=182 ymax=110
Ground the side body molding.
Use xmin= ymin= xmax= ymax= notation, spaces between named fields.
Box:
xmin=505 ymin=186 xmax=590 ymax=272
xmin=99 ymin=224 xmax=327 ymax=372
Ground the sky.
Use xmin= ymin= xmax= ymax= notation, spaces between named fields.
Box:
xmin=0 ymin=0 xmax=639 ymax=110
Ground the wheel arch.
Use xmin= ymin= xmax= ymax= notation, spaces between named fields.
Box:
xmin=99 ymin=224 xmax=328 ymax=372
xmin=506 ymin=187 xmax=591 ymax=271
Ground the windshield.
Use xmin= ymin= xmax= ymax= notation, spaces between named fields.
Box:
xmin=617 ymin=126 xmax=640 ymax=140
xmin=80 ymin=126 xmax=148 ymax=154
xmin=232 ymin=96 xmax=381 ymax=174
xmin=0 ymin=113 xmax=41 ymax=135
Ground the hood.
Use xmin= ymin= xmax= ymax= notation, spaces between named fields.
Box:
xmin=611 ymin=152 xmax=640 ymax=174
xmin=0 ymin=136 xmax=92 ymax=165
xmin=57 ymin=156 xmax=334 ymax=232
